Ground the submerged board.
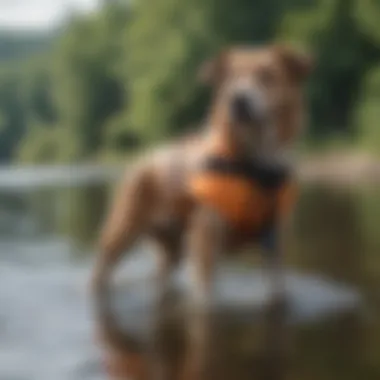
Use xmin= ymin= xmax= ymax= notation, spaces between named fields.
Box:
xmin=110 ymin=250 xmax=362 ymax=330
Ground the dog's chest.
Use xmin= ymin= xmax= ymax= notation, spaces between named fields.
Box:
xmin=188 ymin=156 xmax=297 ymax=236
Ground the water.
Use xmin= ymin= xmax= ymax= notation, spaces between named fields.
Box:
xmin=0 ymin=166 xmax=379 ymax=380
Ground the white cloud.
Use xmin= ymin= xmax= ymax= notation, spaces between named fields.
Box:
xmin=0 ymin=0 xmax=99 ymax=30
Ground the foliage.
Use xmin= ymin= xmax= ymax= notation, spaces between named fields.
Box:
xmin=0 ymin=30 xmax=54 ymax=62
xmin=1 ymin=0 xmax=380 ymax=163
xmin=0 ymin=67 xmax=27 ymax=161
xmin=126 ymin=0 xmax=301 ymax=141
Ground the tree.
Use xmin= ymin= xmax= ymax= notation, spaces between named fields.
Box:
xmin=280 ymin=0 xmax=380 ymax=139
xmin=126 ymin=0 xmax=317 ymax=143
xmin=51 ymin=3 xmax=129 ymax=160
xmin=0 ymin=68 xmax=27 ymax=161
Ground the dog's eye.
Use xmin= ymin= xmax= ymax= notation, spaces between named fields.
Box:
xmin=257 ymin=68 xmax=276 ymax=87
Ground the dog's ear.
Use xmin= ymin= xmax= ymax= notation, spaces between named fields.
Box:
xmin=197 ymin=50 xmax=229 ymax=86
xmin=275 ymin=45 xmax=313 ymax=83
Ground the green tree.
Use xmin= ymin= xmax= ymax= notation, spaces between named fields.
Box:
xmin=51 ymin=3 xmax=129 ymax=160
xmin=0 ymin=68 xmax=27 ymax=161
xmin=280 ymin=0 xmax=380 ymax=139
xmin=7 ymin=0 xmax=380 ymax=164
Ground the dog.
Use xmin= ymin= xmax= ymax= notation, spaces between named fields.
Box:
xmin=91 ymin=44 xmax=313 ymax=307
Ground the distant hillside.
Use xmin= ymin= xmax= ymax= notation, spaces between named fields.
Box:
xmin=0 ymin=30 xmax=56 ymax=63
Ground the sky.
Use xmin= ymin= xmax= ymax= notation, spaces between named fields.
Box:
xmin=0 ymin=0 xmax=100 ymax=30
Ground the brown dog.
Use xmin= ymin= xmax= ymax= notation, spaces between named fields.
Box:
xmin=91 ymin=44 xmax=312 ymax=307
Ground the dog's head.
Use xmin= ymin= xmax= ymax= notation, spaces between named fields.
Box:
xmin=199 ymin=45 xmax=313 ymax=155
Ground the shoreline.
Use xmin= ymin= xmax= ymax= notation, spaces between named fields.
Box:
xmin=298 ymin=152 xmax=380 ymax=185
xmin=2 ymin=152 xmax=380 ymax=190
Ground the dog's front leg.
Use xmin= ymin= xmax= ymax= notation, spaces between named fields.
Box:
xmin=185 ymin=206 xmax=227 ymax=310
xmin=262 ymin=218 xmax=290 ymax=308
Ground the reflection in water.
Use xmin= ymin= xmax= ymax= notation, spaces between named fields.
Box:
xmin=293 ymin=185 xmax=364 ymax=283
xmin=95 ymin=289 xmax=290 ymax=380
xmin=0 ymin=184 xmax=109 ymax=245
xmin=55 ymin=184 xmax=109 ymax=248
xmin=0 ymin=173 xmax=380 ymax=380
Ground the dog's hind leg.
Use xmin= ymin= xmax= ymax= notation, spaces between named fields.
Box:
xmin=91 ymin=168 xmax=155 ymax=294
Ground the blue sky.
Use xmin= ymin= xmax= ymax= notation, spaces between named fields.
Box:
xmin=0 ymin=0 xmax=99 ymax=30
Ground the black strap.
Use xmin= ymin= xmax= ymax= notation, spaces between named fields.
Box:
xmin=201 ymin=156 xmax=290 ymax=190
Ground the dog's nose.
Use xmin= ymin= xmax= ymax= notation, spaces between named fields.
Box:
xmin=231 ymin=92 xmax=267 ymax=126
xmin=231 ymin=94 xmax=252 ymax=124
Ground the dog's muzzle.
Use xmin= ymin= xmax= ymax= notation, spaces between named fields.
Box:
xmin=231 ymin=93 xmax=268 ymax=126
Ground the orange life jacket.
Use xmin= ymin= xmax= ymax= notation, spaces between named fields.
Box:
xmin=188 ymin=155 xmax=297 ymax=236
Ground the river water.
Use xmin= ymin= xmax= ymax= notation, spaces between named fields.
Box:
xmin=0 ymin=166 xmax=379 ymax=380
